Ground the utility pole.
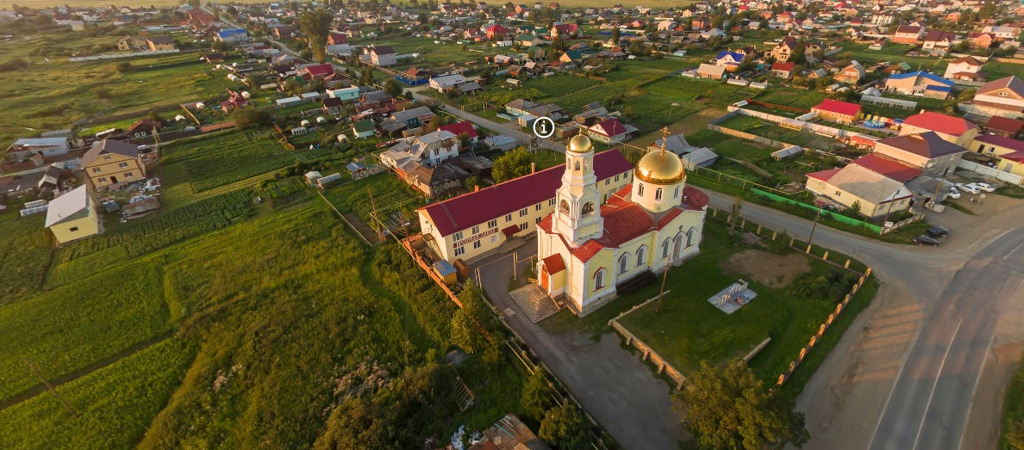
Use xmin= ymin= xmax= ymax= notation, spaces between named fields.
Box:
xmin=807 ymin=207 xmax=823 ymax=247
xmin=23 ymin=358 xmax=79 ymax=417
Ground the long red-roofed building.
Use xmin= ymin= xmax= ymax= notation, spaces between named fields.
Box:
xmin=811 ymin=99 xmax=863 ymax=124
xmin=418 ymin=150 xmax=634 ymax=262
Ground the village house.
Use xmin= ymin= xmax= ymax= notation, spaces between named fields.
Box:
xmin=715 ymin=50 xmax=748 ymax=71
xmin=398 ymin=160 xmax=465 ymax=197
xmin=81 ymin=139 xmax=146 ymax=190
xmin=770 ymin=62 xmax=795 ymax=78
xmin=696 ymin=63 xmax=727 ymax=80
xmin=984 ymin=116 xmax=1024 ymax=139
xmin=125 ymin=119 xmax=161 ymax=138
xmin=439 ymin=121 xmax=479 ymax=143
xmin=944 ymin=56 xmax=985 ymax=82
xmin=3 ymin=137 xmax=71 ymax=161
xmin=45 ymin=185 xmax=100 ymax=245
xmin=900 ymin=112 xmax=979 ymax=147
xmin=836 ymin=60 xmax=865 ymax=85
xmin=883 ymin=71 xmax=954 ymax=99
xmin=322 ymin=97 xmax=344 ymax=115
xmin=116 ymin=35 xmax=147 ymax=51
xmin=368 ymin=45 xmax=398 ymax=67
xmin=587 ymin=118 xmax=632 ymax=144
xmin=921 ymin=30 xmax=956 ymax=54
xmin=429 ymin=74 xmax=468 ymax=92
xmin=805 ymin=159 xmax=915 ymax=218
xmin=971 ymin=76 xmax=1024 ymax=118
xmin=770 ymin=36 xmax=798 ymax=62
xmin=873 ymin=132 xmax=967 ymax=177
xmin=351 ymin=119 xmax=376 ymax=139
xmin=892 ymin=25 xmax=924 ymax=44
xmin=146 ymin=36 xmax=176 ymax=51
xmin=811 ymin=99 xmax=863 ymax=124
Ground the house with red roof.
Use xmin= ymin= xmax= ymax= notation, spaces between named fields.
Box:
xmin=439 ymin=121 xmax=479 ymax=143
xmin=486 ymin=24 xmax=509 ymax=40
xmin=805 ymin=162 xmax=914 ymax=218
xmin=811 ymin=99 xmax=863 ymax=124
xmin=298 ymin=63 xmax=335 ymax=81
xmin=984 ymin=116 xmax=1024 ymax=139
xmin=551 ymin=23 xmax=581 ymax=38
xmin=327 ymin=32 xmax=348 ymax=45
xmin=416 ymin=150 xmax=634 ymax=263
xmin=899 ymin=111 xmax=979 ymax=147
xmin=770 ymin=61 xmax=795 ymax=78
xmin=587 ymin=118 xmax=633 ymax=144
xmin=892 ymin=25 xmax=924 ymax=44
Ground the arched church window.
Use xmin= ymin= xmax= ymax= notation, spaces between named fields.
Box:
xmin=673 ymin=233 xmax=682 ymax=259
xmin=655 ymin=188 xmax=663 ymax=200
xmin=638 ymin=183 xmax=645 ymax=196
xmin=559 ymin=200 xmax=570 ymax=215
xmin=618 ymin=254 xmax=629 ymax=274
xmin=594 ymin=269 xmax=606 ymax=290
xmin=574 ymin=160 xmax=580 ymax=171
xmin=686 ymin=227 xmax=696 ymax=247
xmin=662 ymin=239 xmax=671 ymax=258
xmin=636 ymin=246 xmax=646 ymax=266
xmin=674 ymin=186 xmax=680 ymax=199
xmin=582 ymin=202 xmax=594 ymax=215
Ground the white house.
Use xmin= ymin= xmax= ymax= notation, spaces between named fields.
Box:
xmin=429 ymin=74 xmax=468 ymax=92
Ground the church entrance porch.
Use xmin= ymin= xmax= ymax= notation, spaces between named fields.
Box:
xmin=508 ymin=283 xmax=561 ymax=323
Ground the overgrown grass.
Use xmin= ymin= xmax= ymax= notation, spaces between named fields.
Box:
xmin=1001 ymin=354 xmax=1024 ymax=449
xmin=0 ymin=215 xmax=52 ymax=303
xmin=160 ymin=130 xmax=298 ymax=192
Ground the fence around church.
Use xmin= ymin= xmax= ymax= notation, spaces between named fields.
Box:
xmin=608 ymin=207 xmax=873 ymax=390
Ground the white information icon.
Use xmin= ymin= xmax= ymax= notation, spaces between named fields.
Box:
xmin=533 ymin=116 xmax=555 ymax=139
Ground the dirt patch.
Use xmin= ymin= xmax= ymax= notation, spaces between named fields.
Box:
xmin=720 ymin=249 xmax=811 ymax=288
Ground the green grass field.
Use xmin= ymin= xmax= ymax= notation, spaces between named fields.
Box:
xmin=614 ymin=223 xmax=873 ymax=388
xmin=0 ymin=214 xmax=52 ymax=304
xmin=160 ymin=130 xmax=301 ymax=192
xmin=716 ymin=114 xmax=838 ymax=149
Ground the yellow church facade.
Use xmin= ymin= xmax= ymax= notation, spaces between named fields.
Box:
xmin=535 ymin=134 xmax=710 ymax=316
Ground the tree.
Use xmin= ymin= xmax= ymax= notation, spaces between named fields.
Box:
xmin=116 ymin=61 xmax=133 ymax=74
xmin=384 ymin=78 xmax=403 ymax=98
xmin=491 ymin=147 xmax=535 ymax=183
xmin=539 ymin=401 xmax=592 ymax=450
xmin=681 ymin=360 xmax=808 ymax=450
xmin=769 ymin=230 xmax=790 ymax=255
xmin=728 ymin=195 xmax=743 ymax=234
xmin=299 ymin=9 xmax=333 ymax=63
xmin=450 ymin=280 xmax=500 ymax=356
xmin=843 ymin=200 xmax=861 ymax=217
xmin=1006 ymin=417 xmax=1024 ymax=450
xmin=611 ymin=27 xmax=621 ymax=44
xmin=521 ymin=370 xmax=553 ymax=420
xmin=233 ymin=108 xmax=273 ymax=130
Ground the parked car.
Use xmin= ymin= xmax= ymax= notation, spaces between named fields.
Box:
xmin=975 ymin=182 xmax=996 ymax=193
xmin=946 ymin=188 xmax=961 ymax=200
xmin=956 ymin=183 xmax=981 ymax=194
xmin=913 ymin=235 xmax=941 ymax=246
xmin=926 ymin=226 xmax=950 ymax=238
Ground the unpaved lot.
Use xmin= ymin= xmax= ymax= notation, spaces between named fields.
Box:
xmin=721 ymin=249 xmax=811 ymax=288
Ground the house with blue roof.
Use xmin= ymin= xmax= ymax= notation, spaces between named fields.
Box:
xmin=884 ymin=71 xmax=954 ymax=99
xmin=715 ymin=50 xmax=748 ymax=71
xmin=215 ymin=28 xmax=250 ymax=43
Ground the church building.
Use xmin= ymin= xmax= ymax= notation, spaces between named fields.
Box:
xmin=535 ymin=133 xmax=709 ymax=316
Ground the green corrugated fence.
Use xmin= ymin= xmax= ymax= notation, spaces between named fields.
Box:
xmin=750 ymin=188 xmax=883 ymax=234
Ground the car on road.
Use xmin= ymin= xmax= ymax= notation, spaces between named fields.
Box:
xmin=956 ymin=183 xmax=981 ymax=194
xmin=947 ymin=188 xmax=961 ymax=200
xmin=926 ymin=226 xmax=950 ymax=238
xmin=975 ymin=182 xmax=996 ymax=193
xmin=913 ymin=235 xmax=942 ymax=246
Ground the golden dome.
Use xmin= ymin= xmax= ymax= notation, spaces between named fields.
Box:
xmin=568 ymin=133 xmax=593 ymax=153
xmin=634 ymin=150 xmax=686 ymax=184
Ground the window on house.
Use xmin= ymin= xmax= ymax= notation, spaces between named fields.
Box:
xmin=614 ymin=174 xmax=620 ymax=182
xmin=636 ymin=246 xmax=646 ymax=266
xmin=454 ymin=231 xmax=464 ymax=241
xmin=662 ymin=239 xmax=671 ymax=258
xmin=99 ymin=178 xmax=107 ymax=183
xmin=454 ymin=246 xmax=465 ymax=256
xmin=548 ymin=198 xmax=555 ymax=206
xmin=559 ymin=200 xmax=570 ymax=215
xmin=505 ymin=213 xmax=513 ymax=222
xmin=488 ymin=219 xmax=497 ymax=229
xmin=69 ymin=227 xmax=79 ymax=232
xmin=605 ymin=178 xmax=610 ymax=185
xmin=535 ymin=217 xmax=541 ymax=224
xmin=674 ymin=186 xmax=680 ymax=199
xmin=520 ymin=222 xmax=527 ymax=231
xmin=125 ymin=172 xmax=133 ymax=179
xmin=595 ymin=269 xmax=605 ymax=290
xmin=535 ymin=203 xmax=541 ymax=211
xmin=618 ymin=254 xmax=629 ymax=274
xmin=473 ymin=240 xmax=481 ymax=249
xmin=638 ymin=183 xmax=645 ymax=196
xmin=472 ymin=225 xmax=480 ymax=234
xmin=582 ymin=202 xmax=594 ymax=215
xmin=686 ymin=227 xmax=696 ymax=247
xmin=519 ymin=207 xmax=528 ymax=217
xmin=574 ymin=161 xmax=580 ymax=171
xmin=118 ymin=162 xmax=129 ymax=168
xmin=92 ymin=168 xmax=101 ymax=173
xmin=655 ymin=188 xmax=663 ymax=200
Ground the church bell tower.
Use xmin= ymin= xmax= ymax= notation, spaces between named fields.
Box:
xmin=553 ymin=132 xmax=604 ymax=247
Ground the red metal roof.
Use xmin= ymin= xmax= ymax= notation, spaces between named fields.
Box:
xmin=902 ymin=112 xmax=978 ymax=136
xmin=976 ymin=134 xmax=1024 ymax=152
xmin=852 ymin=154 xmax=922 ymax=182
xmin=591 ymin=119 xmax=627 ymax=137
xmin=439 ymin=121 xmax=478 ymax=139
xmin=502 ymin=225 xmax=520 ymax=237
xmin=985 ymin=116 xmax=1024 ymax=135
xmin=812 ymin=99 xmax=862 ymax=118
xmin=806 ymin=168 xmax=841 ymax=181
xmin=536 ymin=184 xmax=709 ymax=263
xmin=421 ymin=150 xmax=633 ymax=237
xmin=771 ymin=62 xmax=795 ymax=71
xmin=542 ymin=254 xmax=566 ymax=274
xmin=302 ymin=63 xmax=334 ymax=76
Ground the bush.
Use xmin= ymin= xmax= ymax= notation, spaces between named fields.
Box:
xmin=791 ymin=269 xmax=856 ymax=303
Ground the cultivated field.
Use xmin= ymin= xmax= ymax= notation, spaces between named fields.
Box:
xmin=0 ymin=214 xmax=52 ymax=303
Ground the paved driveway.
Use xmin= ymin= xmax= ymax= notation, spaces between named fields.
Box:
xmin=472 ymin=240 xmax=687 ymax=450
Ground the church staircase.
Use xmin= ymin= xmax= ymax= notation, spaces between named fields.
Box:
xmin=508 ymin=284 xmax=561 ymax=323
